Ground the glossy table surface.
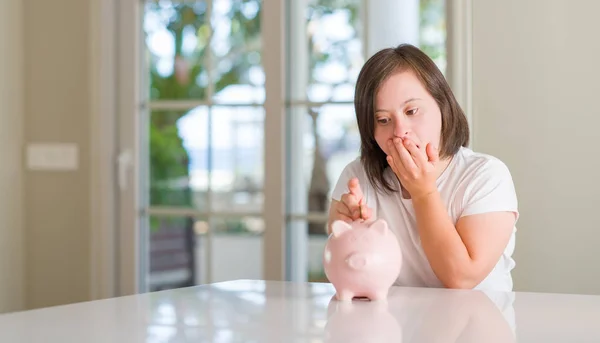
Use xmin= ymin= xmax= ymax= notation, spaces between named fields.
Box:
xmin=0 ymin=279 xmax=599 ymax=342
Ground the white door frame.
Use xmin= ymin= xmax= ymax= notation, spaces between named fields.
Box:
xmin=115 ymin=0 xmax=145 ymax=296
xmin=89 ymin=0 xmax=143 ymax=299
xmin=446 ymin=0 xmax=474 ymax=147
xmin=88 ymin=0 xmax=473 ymax=299
xmin=262 ymin=0 xmax=287 ymax=281
xmin=89 ymin=0 xmax=118 ymax=300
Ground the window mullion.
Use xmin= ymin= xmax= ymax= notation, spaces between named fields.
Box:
xmin=262 ymin=0 xmax=286 ymax=282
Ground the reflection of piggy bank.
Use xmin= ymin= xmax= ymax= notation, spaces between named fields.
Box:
xmin=323 ymin=219 xmax=402 ymax=301
xmin=325 ymin=297 xmax=403 ymax=343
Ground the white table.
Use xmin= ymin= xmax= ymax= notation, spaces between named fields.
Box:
xmin=0 ymin=279 xmax=599 ymax=342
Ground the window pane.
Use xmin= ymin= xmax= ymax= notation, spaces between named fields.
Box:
xmin=147 ymin=215 xmax=264 ymax=291
xmin=210 ymin=106 xmax=264 ymax=213
xmin=209 ymin=217 xmax=264 ymax=282
xmin=420 ymin=0 xmax=447 ymax=74
xmin=149 ymin=107 xmax=208 ymax=209
xmin=144 ymin=1 xmax=211 ymax=100
xmin=286 ymin=104 xmax=360 ymax=220
xmin=148 ymin=215 xmax=202 ymax=292
xmin=288 ymin=219 xmax=330 ymax=283
xmin=211 ymin=0 xmax=264 ymax=104
xmin=308 ymin=229 xmax=329 ymax=282
xmin=149 ymin=106 xmax=263 ymax=212
xmin=286 ymin=0 xmax=448 ymax=102
xmin=288 ymin=0 xmax=364 ymax=102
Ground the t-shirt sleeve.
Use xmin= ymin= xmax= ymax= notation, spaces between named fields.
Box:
xmin=331 ymin=159 xmax=363 ymax=202
xmin=460 ymin=159 xmax=519 ymax=222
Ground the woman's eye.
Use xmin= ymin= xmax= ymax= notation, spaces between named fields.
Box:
xmin=377 ymin=118 xmax=390 ymax=125
xmin=406 ymin=108 xmax=419 ymax=115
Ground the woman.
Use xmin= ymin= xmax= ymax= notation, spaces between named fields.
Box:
xmin=328 ymin=44 xmax=518 ymax=292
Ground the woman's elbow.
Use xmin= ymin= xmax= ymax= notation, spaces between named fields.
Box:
xmin=443 ymin=276 xmax=479 ymax=290
xmin=440 ymin=267 xmax=484 ymax=290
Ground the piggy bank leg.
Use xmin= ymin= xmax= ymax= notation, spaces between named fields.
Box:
xmin=335 ymin=290 xmax=355 ymax=302
xmin=367 ymin=288 xmax=389 ymax=301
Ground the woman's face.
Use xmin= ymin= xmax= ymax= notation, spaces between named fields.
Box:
xmin=373 ymin=70 xmax=443 ymax=155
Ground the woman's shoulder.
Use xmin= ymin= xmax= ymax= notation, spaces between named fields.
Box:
xmin=448 ymin=147 xmax=518 ymax=217
xmin=336 ymin=157 xmax=372 ymax=181
xmin=340 ymin=157 xmax=364 ymax=172
xmin=453 ymin=147 xmax=514 ymax=181
xmin=331 ymin=157 xmax=370 ymax=201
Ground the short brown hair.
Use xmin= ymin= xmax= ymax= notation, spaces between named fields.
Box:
xmin=354 ymin=44 xmax=469 ymax=194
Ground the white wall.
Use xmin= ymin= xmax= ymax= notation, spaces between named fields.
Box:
xmin=472 ymin=0 xmax=600 ymax=295
xmin=0 ymin=0 xmax=24 ymax=312
xmin=23 ymin=0 xmax=92 ymax=309
xmin=0 ymin=0 xmax=93 ymax=312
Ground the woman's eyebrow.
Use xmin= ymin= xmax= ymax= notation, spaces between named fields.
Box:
xmin=402 ymin=97 xmax=422 ymax=105
xmin=375 ymin=98 xmax=422 ymax=113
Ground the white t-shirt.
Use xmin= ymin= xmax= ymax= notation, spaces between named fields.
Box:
xmin=331 ymin=147 xmax=519 ymax=292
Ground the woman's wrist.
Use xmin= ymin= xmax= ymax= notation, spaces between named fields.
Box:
xmin=411 ymin=187 xmax=439 ymax=205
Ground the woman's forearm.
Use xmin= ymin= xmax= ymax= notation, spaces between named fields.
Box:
xmin=412 ymin=190 xmax=477 ymax=288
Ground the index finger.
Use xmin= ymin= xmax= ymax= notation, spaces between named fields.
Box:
xmin=347 ymin=178 xmax=364 ymax=205
xmin=402 ymin=132 xmax=424 ymax=150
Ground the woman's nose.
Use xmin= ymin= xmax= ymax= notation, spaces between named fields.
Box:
xmin=393 ymin=118 xmax=410 ymax=138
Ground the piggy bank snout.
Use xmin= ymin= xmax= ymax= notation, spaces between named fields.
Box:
xmin=346 ymin=252 xmax=368 ymax=270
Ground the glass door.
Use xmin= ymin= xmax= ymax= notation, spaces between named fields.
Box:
xmin=139 ymin=0 xmax=267 ymax=292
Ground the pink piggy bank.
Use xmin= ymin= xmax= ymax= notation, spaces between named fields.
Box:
xmin=323 ymin=219 xmax=402 ymax=302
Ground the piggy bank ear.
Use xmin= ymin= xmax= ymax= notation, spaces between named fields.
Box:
xmin=331 ymin=220 xmax=352 ymax=238
xmin=369 ymin=219 xmax=388 ymax=236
